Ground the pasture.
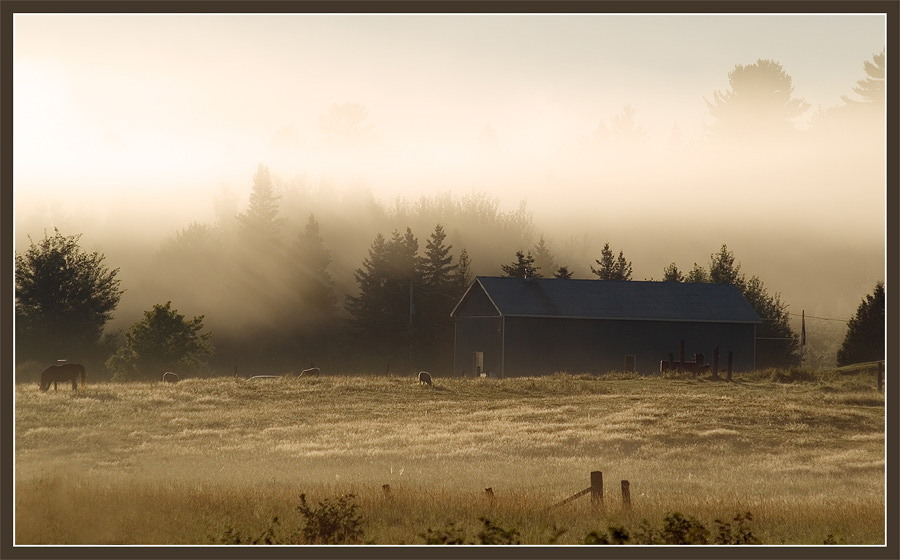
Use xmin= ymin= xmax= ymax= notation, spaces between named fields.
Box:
xmin=14 ymin=370 xmax=885 ymax=545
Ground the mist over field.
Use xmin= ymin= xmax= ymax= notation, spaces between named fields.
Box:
xmin=13 ymin=13 xmax=886 ymax=374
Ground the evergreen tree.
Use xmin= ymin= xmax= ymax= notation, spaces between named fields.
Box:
xmin=422 ymin=224 xmax=458 ymax=292
xmin=15 ymin=228 xmax=123 ymax=365
xmin=837 ymin=282 xmax=885 ymax=366
xmin=591 ymin=243 xmax=632 ymax=280
xmin=345 ymin=229 xmax=421 ymax=371
xmin=705 ymin=59 xmax=810 ymax=140
xmin=531 ymin=235 xmax=557 ymax=277
xmin=106 ymin=301 xmax=214 ymax=380
xmin=842 ymin=49 xmax=885 ymax=106
xmin=501 ymin=251 xmax=540 ymax=278
xmin=554 ymin=266 xmax=574 ymax=279
xmin=291 ymin=214 xmax=337 ymax=324
xmin=451 ymin=248 xmax=475 ymax=297
xmin=237 ymin=163 xmax=284 ymax=248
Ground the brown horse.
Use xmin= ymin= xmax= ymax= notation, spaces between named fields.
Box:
xmin=39 ymin=364 xmax=86 ymax=391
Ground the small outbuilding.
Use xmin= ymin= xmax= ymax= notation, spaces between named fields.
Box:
xmin=450 ymin=276 xmax=762 ymax=377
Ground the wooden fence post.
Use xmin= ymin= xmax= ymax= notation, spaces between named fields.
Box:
xmin=679 ymin=340 xmax=685 ymax=372
xmin=590 ymin=471 xmax=603 ymax=509
xmin=621 ymin=480 xmax=631 ymax=509
xmin=712 ymin=346 xmax=720 ymax=378
xmin=727 ymin=351 xmax=733 ymax=382
xmin=878 ymin=362 xmax=884 ymax=393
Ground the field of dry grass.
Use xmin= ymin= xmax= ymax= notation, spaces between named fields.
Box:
xmin=14 ymin=370 xmax=885 ymax=545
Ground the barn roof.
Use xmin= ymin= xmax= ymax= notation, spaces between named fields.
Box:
xmin=451 ymin=276 xmax=762 ymax=324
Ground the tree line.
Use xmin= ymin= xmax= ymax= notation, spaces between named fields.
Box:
xmin=14 ymin=51 xmax=886 ymax=379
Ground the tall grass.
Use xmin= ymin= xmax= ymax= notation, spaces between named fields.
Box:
xmin=14 ymin=371 xmax=885 ymax=544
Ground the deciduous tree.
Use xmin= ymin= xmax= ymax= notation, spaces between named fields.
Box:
xmin=15 ymin=228 xmax=123 ymax=364
xmin=106 ymin=301 xmax=213 ymax=380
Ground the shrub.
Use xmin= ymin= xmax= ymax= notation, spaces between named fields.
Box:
xmin=420 ymin=521 xmax=467 ymax=544
xmin=659 ymin=512 xmax=709 ymax=544
xmin=714 ymin=512 xmax=759 ymax=544
xmin=420 ymin=517 xmax=521 ymax=545
xmin=216 ymin=516 xmax=295 ymax=545
xmin=296 ymin=492 xmax=365 ymax=544
xmin=476 ymin=517 xmax=521 ymax=545
xmin=584 ymin=525 xmax=630 ymax=544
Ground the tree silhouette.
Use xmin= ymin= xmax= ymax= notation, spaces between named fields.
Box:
xmin=705 ymin=59 xmax=810 ymax=140
xmin=837 ymin=282 xmax=885 ymax=366
xmin=422 ymin=224 xmax=458 ymax=292
xmin=106 ymin=301 xmax=214 ymax=380
xmin=531 ymin=235 xmax=558 ymax=277
xmin=662 ymin=262 xmax=684 ymax=282
xmin=15 ymin=228 xmax=123 ymax=364
xmin=291 ymin=214 xmax=337 ymax=324
xmin=501 ymin=251 xmax=540 ymax=278
xmin=237 ymin=163 xmax=284 ymax=248
xmin=592 ymin=105 xmax=649 ymax=146
xmin=451 ymin=248 xmax=474 ymax=297
xmin=677 ymin=245 xmax=798 ymax=367
xmin=554 ymin=266 xmax=574 ymax=279
xmin=591 ymin=242 xmax=632 ymax=281
xmin=842 ymin=49 xmax=885 ymax=106
xmin=345 ymin=229 xmax=421 ymax=370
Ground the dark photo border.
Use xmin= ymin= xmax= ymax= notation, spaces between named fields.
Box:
xmin=2 ymin=2 xmax=896 ymax=559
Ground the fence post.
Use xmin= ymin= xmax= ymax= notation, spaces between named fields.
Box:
xmin=679 ymin=340 xmax=685 ymax=372
xmin=727 ymin=351 xmax=733 ymax=382
xmin=712 ymin=346 xmax=720 ymax=378
xmin=878 ymin=362 xmax=884 ymax=393
xmin=590 ymin=471 xmax=603 ymax=509
xmin=621 ymin=480 xmax=631 ymax=509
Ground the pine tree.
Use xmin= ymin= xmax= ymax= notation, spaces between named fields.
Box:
xmin=501 ymin=251 xmax=540 ymax=278
xmin=531 ymin=235 xmax=557 ymax=277
xmin=554 ymin=266 xmax=574 ymax=279
xmin=591 ymin=243 xmax=632 ymax=281
xmin=291 ymin=214 xmax=337 ymax=324
xmin=842 ymin=49 xmax=885 ymax=106
xmin=837 ymin=282 xmax=885 ymax=366
xmin=451 ymin=248 xmax=474 ymax=297
xmin=422 ymin=224 xmax=458 ymax=292
xmin=237 ymin=163 xmax=284 ymax=248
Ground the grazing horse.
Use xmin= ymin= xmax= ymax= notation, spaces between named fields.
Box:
xmin=417 ymin=371 xmax=433 ymax=386
xmin=163 ymin=372 xmax=180 ymax=384
xmin=39 ymin=363 xmax=85 ymax=391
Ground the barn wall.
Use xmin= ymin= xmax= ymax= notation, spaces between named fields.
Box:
xmin=453 ymin=316 xmax=502 ymax=376
xmin=501 ymin=317 xmax=756 ymax=376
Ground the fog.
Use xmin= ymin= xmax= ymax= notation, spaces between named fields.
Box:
xmin=13 ymin=13 xmax=886 ymax=370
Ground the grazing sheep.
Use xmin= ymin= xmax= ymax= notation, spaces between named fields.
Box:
xmin=300 ymin=366 xmax=321 ymax=377
xmin=417 ymin=371 xmax=433 ymax=386
xmin=163 ymin=372 xmax=179 ymax=384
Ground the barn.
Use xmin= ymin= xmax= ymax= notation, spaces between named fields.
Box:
xmin=450 ymin=276 xmax=762 ymax=377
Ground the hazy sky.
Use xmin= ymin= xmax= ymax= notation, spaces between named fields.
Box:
xmin=14 ymin=13 xmax=885 ymax=224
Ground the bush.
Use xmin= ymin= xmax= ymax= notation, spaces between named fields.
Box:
xmin=420 ymin=517 xmax=521 ymax=545
xmin=714 ymin=512 xmax=759 ymax=544
xmin=296 ymin=492 xmax=365 ymax=544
